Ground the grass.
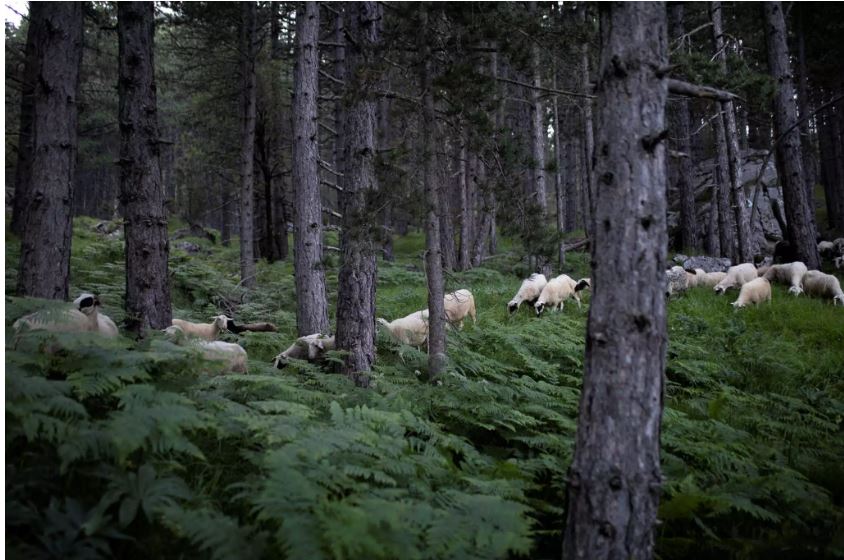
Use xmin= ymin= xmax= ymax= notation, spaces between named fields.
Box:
xmin=5 ymin=217 xmax=844 ymax=559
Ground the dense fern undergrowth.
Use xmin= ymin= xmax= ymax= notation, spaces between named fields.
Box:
xmin=5 ymin=217 xmax=844 ymax=559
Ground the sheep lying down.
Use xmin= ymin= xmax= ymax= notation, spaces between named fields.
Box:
xmin=164 ymin=325 xmax=248 ymax=373
xmin=273 ymin=333 xmax=336 ymax=368
xmin=13 ymin=293 xmax=120 ymax=339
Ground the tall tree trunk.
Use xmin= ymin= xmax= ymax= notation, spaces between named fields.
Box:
xmin=419 ymin=5 xmax=446 ymax=380
xmin=553 ymin=68 xmax=566 ymax=266
xmin=239 ymin=2 xmax=258 ymax=287
xmin=830 ymin=90 xmax=844 ymax=232
xmin=270 ymin=1 xmax=282 ymax=59
xmin=711 ymin=1 xmax=752 ymax=261
xmin=713 ymin=109 xmax=737 ymax=259
xmin=528 ymin=2 xmax=547 ymax=219
xmin=565 ymin=136 xmax=579 ymax=232
xmin=669 ymin=3 xmax=697 ymax=251
xmin=439 ymin=149 xmax=457 ymax=272
xmin=458 ymin=138 xmax=472 ymax=270
xmin=16 ymin=2 xmax=82 ymax=300
xmin=817 ymin=104 xmax=840 ymax=230
xmin=292 ymin=1 xmax=329 ymax=335
xmin=221 ymin=178 xmax=231 ymax=247
xmin=562 ymin=3 xmax=667 ymax=558
xmin=333 ymin=7 xmax=346 ymax=178
xmin=10 ymin=8 xmax=38 ymax=237
xmin=764 ymin=1 xmax=820 ymax=268
xmin=116 ymin=1 xmax=171 ymax=333
xmin=708 ymin=191 xmax=721 ymax=256
xmin=580 ymin=6 xmax=595 ymax=239
xmin=794 ymin=6 xmax=817 ymax=197
xmin=335 ymin=1 xmax=380 ymax=385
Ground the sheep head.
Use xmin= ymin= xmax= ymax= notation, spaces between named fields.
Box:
xmin=507 ymin=301 xmax=518 ymax=314
xmin=787 ymin=285 xmax=803 ymax=296
xmin=834 ymin=295 xmax=844 ymax=307
xmin=210 ymin=315 xmax=231 ymax=332
xmin=74 ymin=293 xmax=100 ymax=315
xmin=534 ymin=301 xmax=546 ymax=316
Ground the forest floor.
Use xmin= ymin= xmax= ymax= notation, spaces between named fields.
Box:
xmin=5 ymin=217 xmax=844 ymax=559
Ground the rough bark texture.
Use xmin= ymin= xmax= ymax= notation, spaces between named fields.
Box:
xmin=668 ymin=3 xmax=697 ymax=251
xmin=528 ymin=1 xmax=547 ymax=218
xmin=458 ymin=140 xmax=472 ymax=270
xmin=794 ymin=6 xmax=817 ymax=197
xmin=711 ymin=1 xmax=752 ymax=261
xmin=10 ymin=7 xmax=39 ymax=236
xmin=562 ymin=2 xmax=667 ymax=558
xmin=764 ymin=1 xmax=820 ymax=268
xmin=553 ymin=68 xmax=566 ymax=266
xmin=116 ymin=2 xmax=172 ymax=332
xmin=566 ymin=137 xmax=580 ymax=232
xmin=707 ymin=186 xmax=721 ymax=256
xmin=333 ymin=8 xmax=346 ymax=178
xmin=712 ymin=109 xmax=737 ymax=259
xmin=16 ymin=2 xmax=83 ymax=300
xmin=419 ymin=6 xmax=446 ymax=380
xmin=238 ymin=2 xmax=257 ymax=288
xmin=292 ymin=1 xmax=329 ymax=335
xmin=335 ymin=1 xmax=380 ymax=384
xmin=581 ymin=6 xmax=595 ymax=238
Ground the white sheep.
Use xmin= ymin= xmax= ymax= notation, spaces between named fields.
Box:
xmin=714 ymin=263 xmax=757 ymax=295
xmin=666 ymin=266 xmax=689 ymax=297
xmin=762 ymin=261 xmax=808 ymax=295
xmin=171 ymin=314 xmax=230 ymax=341
xmin=684 ymin=268 xmax=706 ymax=288
xmin=377 ymin=311 xmax=429 ymax=347
xmin=695 ymin=271 xmax=727 ymax=288
xmin=273 ymin=333 xmax=336 ymax=368
xmin=818 ymin=240 xmax=835 ymax=258
xmin=443 ymin=289 xmax=477 ymax=328
xmin=731 ymin=277 xmax=772 ymax=308
xmin=801 ymin=270 xmax=844 ymax=306
xmin=164 ymin=325 xmax=248 ymax=373
xmin=14 ymin=293 xmax=101 ymax=335
xmin=534 ymin=275 xmax=591 ymax=315
xmin=507 ymin=273 xmax=547 ymax=313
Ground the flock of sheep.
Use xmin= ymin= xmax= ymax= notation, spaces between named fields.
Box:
xmin=10 ymin=241 xmax=842 ymax=374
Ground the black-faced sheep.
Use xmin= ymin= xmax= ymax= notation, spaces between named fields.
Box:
xmin=731 ymin=277 xmax=772 ymax=308
xmin=801 ymin=270 xmax=844 ymax=306
xmin=14 ymin=293 xmax=106 ymax=335
xmin=534 ymin=275 xmax=590 ymax=315
xmin=171 ymin=315 xmax=230 ymax=341
xmin=762 ymin=261 xmax=808 ymax=295
xmin=273 ymin=333 xmax=336 ymax=368
xmin=507 ymin=273 xmax=547 ymax=313
xmin=714 ymin=263 xmax=757 ymax=295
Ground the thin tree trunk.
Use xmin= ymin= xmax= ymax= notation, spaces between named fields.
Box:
xmin=563 ymin=3 xmax=668 ymax=557
xmin=292 ymin=1 xmax=329 ymax=335
xmin=529 ymin=1 xmax=547 ymax=219
xmin=458 ymin=138 xmax=472 ymax=270
xmin=669 ymin=3 xmax=697 ymax=251
xmin=10 ymin=9 xmax=38 ymax=237
xmin=711 ymin=1 xmax=752 ymax=261
xmin=419 ymin=5 xmax=446 ymax=381
xmin=794 ymin=6 xmax=817 ymax=197
xmin=221 ymin=178 xmax=231 ymax=247
xmin=239 ymin=2 xmax=257 ymax=287
xmin=116 ymin=1 xmax=171 ymax=333
xmin=333 ymin=7 xmax=345 ymax=178
xmin=566 ymin=136 xmax=579 ymax=232
xmin=764 ymin=1 xmax=820 ymax=268
xmin=335 ymin=1 xmax=380 ymax=385
xmin=712 ymin=108 xmax=737 ymax=259
xmin=831 ymin=90 xmax=844 ymax=232
xmin=16 ymin=2 xmax=82 ymax=300
xmin=707 ymin=187 xmax=721 ymax=256
xmin=580 ymin=6 xmax=595 ymax=239
xmin=553 ymin=67 xmax=566 ymax=266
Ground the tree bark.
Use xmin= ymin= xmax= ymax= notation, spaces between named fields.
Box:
xmin=335 ymin=1 xmax=380 ymax=385
xmin=419 ymin=5 xmax=446 ymax=380
xmin=10 ymin=8 xmax=38 ymax=237
xmin=712 ymin=107 xmax=737 ymax=259
xmin=566 ymin=137 xmax=580 ymax=232
xmin=16 ymin=2 xmax=82 ymax=300
xmin=711 ymin=1 xmax=752 ymax=262
xmin=763 ymin=1 xmax=820 ymax=268
xmin=707 ymin=185 xmax=721 ymax=256
xmin=238 ymin=2 xmax=258 ymax=287
xmin=292 ymin=1 xmax=329 ymax=335
xmin=553 ymin=67 xmax=566 ymax=266
xmin=669 ymin=3 xmax=697 ymax=251
xmin=794 ymin=6 xmax=817 ymax=197
xmin=580 ymin=9 xmax=595 ymax=238
xmin=458 ymin=138 xmax=472 ymax=270
xmin=529 ymin=1 xmax=547 ymax=219
xmin=829 ymin=91 xmax=844 ymax=232
xmin=562 ymin=2 xmax=667 ymax=558
xmin=116 ymin=1 xmax=171 ymax=333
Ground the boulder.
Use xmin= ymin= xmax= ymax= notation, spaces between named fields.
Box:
xmin=681 ymin=256 xmax=731 ymax=272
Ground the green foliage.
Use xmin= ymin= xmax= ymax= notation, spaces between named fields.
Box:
xmin=6 ymin=220 xmax=844 ymax=558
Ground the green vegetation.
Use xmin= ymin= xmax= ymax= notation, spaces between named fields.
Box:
xmin=6 ymin=220 xmax=844 ymax=559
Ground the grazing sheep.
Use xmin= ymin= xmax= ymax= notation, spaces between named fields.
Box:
xmin=801 ymin=270 xmax=844 ymax=306
xmin=731 ymin=277 xmax=772 ymax=308
xmin=443 ymin=289 xmax=477 ymax=328
xmin=695 ymin=271 xmax=727 ymax=288
xmin=377 ymin=311 xmax=429 ymax=347
xmin=14 ymin=293 xmax=102 ymax=335
xmin=273 ymin=333 xmax=336 ymax=368
xmin=833 ymin=238 xmax=844 ymax=257
xmin=714 ymin=263 xmax=758 ymax=295
xmin=684 ymin=268 xmax=706 ymax=288
xmin=534 ymin=275 xmax=591 ymax=315
xmin=197 ymin=340 xmax=248 ymax=373
xmin=666 ymin=266 xmax=689 ymax=297
xmin=762 ymin=261 xmax=808 ymax=295
xmin=171 ymin=315 xmax=230 ymax=341
xmin=507 ymin=273 xmax=547 ymax=313
xmin=818 ymin=240 xmax=836 ymax=259
xmin=165 ymin=325 xmax=248 ymax=373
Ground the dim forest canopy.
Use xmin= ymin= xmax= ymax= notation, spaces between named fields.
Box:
xmin=6 ymin=1 xmax=844 ymax=558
